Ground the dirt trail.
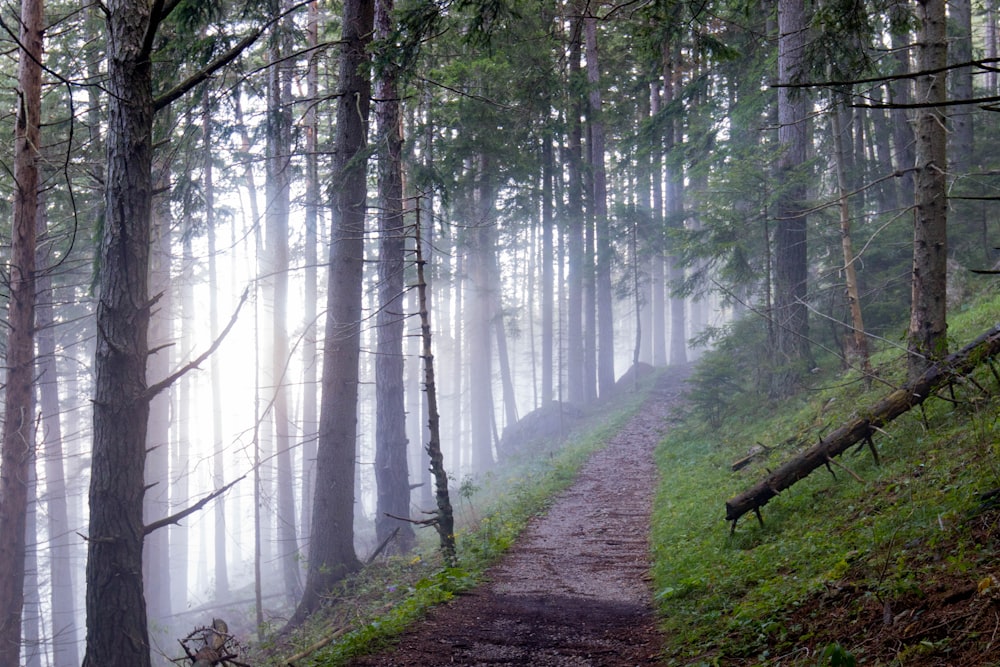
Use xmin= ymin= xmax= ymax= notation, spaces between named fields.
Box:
xmin=349 ymin=366 xmax=691 ymax=666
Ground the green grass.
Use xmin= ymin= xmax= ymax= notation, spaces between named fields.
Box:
xmin=267 ymin=375 xmax=656 ymax=666
xmin=650 ymin=291 xmax=1000 ymax=665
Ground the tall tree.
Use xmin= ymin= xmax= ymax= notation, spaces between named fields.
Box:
xmin=374 ymin=0 xmax=417 ymax=553
xmin=84 ymin=0 xmax=156 ymax=660
xmin=585 ymin=12 xmax=615 ymax=395
xmin=772 ymin=0 xmax=812 ymax=391
xmin=86 ymin=3 xmax=266 ymax=661
xmin=144 ymin=152 xmax=173 ymax=624
xmin=467 ymin=158 xmax=498 ymax=471
xmin=36 ymin=214 xmax=79 ymax=665
xmin=888 ymin=9 xmax=916 ymax=204
xmin=293 ymin=0 xmax=373 ymax=621
xmin=831 ymin=93 xmax=872 ymax=377
xmin=541 ymin=132 xmax=555 ymax=404
xmin=664 ymin=40 xmax=687 ymax=366
xmin=907 ymin=0 xmax=948 ymax=379
xmin=649 ymin=81 xmax=667 ymax=367
xmin=300 ymin=0 xmax=321 ymax=560
xmin=203 ymin=89 xmax=229 ymax=600
xmin=948 ymin=0 xmax=973 ymax=175
xmin=0 ymin=0 xmax=43 ymax=660
xmin=265 ymin=0 xmax=300 ymax=602
xmin=565 ymin=27 xmax=587 ymax=404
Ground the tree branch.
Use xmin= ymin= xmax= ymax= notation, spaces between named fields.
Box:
xmin=775 ymin=57 xmax=1000 ymax=89
xmin=145 ymin=1 xmax=164 ymax=52
xmin=857 ymin=93 xmax=1000 ymax=109
xmin=144 ymin=475 xmax=245 ymax=536
xmin=153 ymin=1 xmax=315 ymax=112
xmin=144 ymin=286 xmax=249 ymax=401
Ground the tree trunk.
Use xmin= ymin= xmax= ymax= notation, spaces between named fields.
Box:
xmin=374 ymin=0 xmax=416 ymax=553
xmin=468 ymin=158 xmax=496 ymax=471
xmin=201 ymin=90 xmax=230 ymax=601
xmin=565 ymin=28 xmax=586 ymax=405
xmin=987 ymin=0 xmax=998 ymax=94
xmin=772 ymin=0 xmax=811 ymax=390
xmin=831 ymin=93 xmax=872 ymax=377
xmin=144 ymin=162 xmax=172 ymax=624
xmin=24 ymin=464 xmax=40 ymax=667
xmin=301 ymin=0 xmax=321 ymax=561
xmin=908 ymin=0 xmax=948 ymax=380
xmin=266 ymin=4 xmax=300 ymax=603
xmin=36 ymin=209 xmax=80 ymax=667
xmin=585 ymin=13 xmax=615 ymax=395
xmin=84 ymin=0 xmax=155 ymax=663
xmin=493 ymin=251 xmax=519 ymax=431
xmin=889 ymin=17 xmax=916 ymax=202
xmin=293 ymin=0 xmax=373 ymax=622
xmin=869 ymin=86 xmax=899 ymax=214
xmin=649 ymin=82 xmax=668 ymax=368
xmin=414 ymin=219 xmax=457 ymax=566
xmin=173 ymin=232 xmax=193 ymax=611
xmin=541 ymin=135 xmax=555 ymax=405
xmin=948 ymin=0 xmax=973 ymax=176
xmin=664 ymin=44 xmax=687 ymax=366
xmin=0 ymin=0 xmax=42 ymax=660
xmin=450 ymin=248 xmax=466 ymax=472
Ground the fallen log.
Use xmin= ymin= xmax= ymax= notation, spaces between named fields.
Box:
xmin=726 ymin=323 xmax=1000 ymax=528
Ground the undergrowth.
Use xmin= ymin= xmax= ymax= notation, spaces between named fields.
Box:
xmin=651 ymin=291 xmax=1000 ymax=665
xmin=263 ymin=375 xmax=655 ymax=666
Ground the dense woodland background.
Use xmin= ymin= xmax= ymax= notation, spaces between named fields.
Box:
xmin=0 ymin=0 xmax=993 ymax=664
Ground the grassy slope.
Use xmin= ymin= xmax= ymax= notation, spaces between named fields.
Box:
xmin=651 ymin=292 xmax=1000 ymax=666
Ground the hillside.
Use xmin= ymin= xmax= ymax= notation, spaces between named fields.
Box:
xmin=651 ymin=292 xmax=1000 ymax=665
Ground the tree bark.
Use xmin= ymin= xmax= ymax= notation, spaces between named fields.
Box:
xmin=144 ymin=157 xmax=172 ymax=624
xmin=908 ymin=0 xmax=948 ymax=380
xmin=585 ymin=13 xmax=616 ymax=396
xmin=565 ymin=28 xmax=586 ymax=404
xmin=0 ymin=0 xmax=42 ymax=659
xmin=987 ymin=0 xmax=998 ymax=94
xmin=414 ymin=218 xmax=457 ymax=567
xmin=301 ymin=0 xmax=321 ymax=561
xmin=889 ymin=15 xmax=916 ymax=203
xmin=293 ymin=0 xmax=373 ymax=622
xmin=203 ymin=90 xmax=229 ymax=600
xmin=493 ymin=253 xmax=519 ymax=430
xmin=664 ymin=43 xmax=687 ymax=366
xmin=650 ymin=81 xmax=667 ymax=368
xmin=726 ymin=324 xmax=1000 ymax=525
xmin=173 ymin=232 xmax=193 ymax=611
xmin=468 ymin=157 xmax=497 ymax=471
xmin=84 ymin=0 xmax=155 ymax=663
xmin=831 ymin=93 xmax=872 ymax=377
xmin=541 ymin=134 xmax=555 ymax=405
xmin=374 ymin=0 xmax=416 ymax=553
xmin=36 ymin=211 xmax=79 ymax=665
xmin=266 ymin=1 xmax=300 ymax=603
xmin=947 ymin=0 xmax=973 ymax=176
xmin=772 ymin=0 xmax=812 ymax=389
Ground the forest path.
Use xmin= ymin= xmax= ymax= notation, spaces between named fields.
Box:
xmin=348 ymin=364 xmax=692 ymax=666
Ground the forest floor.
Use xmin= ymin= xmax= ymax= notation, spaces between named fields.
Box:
xmin=346 ymin=365 xmax=693 ymax=666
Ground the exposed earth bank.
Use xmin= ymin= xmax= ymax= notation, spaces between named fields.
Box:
xmin=348 ymin=365 xmax=692 ymax=666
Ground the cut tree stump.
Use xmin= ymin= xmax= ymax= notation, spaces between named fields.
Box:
xmin=725 ymin=324 xmax=1000 ymax=528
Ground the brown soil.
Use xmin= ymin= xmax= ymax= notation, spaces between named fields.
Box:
xmin=348 ymin=366 xmax=692 ymax=667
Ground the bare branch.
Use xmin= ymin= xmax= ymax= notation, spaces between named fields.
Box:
xmin=144 ymin=475 xmax=245 ymax=536
xmin=154 ymin=1 xmax=315 ymax=112
xmin=144 ymin=287 xmax=249 ymax=401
